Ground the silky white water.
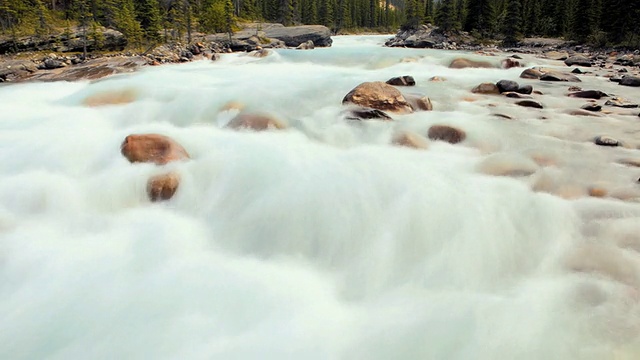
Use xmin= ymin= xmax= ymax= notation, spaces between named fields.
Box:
xmin=1 ymin=35 xmax=640 ymax=359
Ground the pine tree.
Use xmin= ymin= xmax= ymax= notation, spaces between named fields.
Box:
xmin=435 ymin=0 xmax=459 ymax=31
xmin=503 ymin=0 xmax=521 ymax=45
xmin=135 ymin=0 xmax=162 ymax=41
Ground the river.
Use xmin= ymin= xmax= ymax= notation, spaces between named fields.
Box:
xmin=1 ymin=35 xmax=640 ymax=359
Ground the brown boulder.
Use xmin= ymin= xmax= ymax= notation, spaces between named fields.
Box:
xmin=226 ymin=113 xmax=287 ymax=130
xmin=471 ymin=83 xmax=500 ymax=95
xmin=148 ymin=172 xmax=181 ymax=202
xmin=427 ymin=125 xmax=466 ymax=144
xmin=342 ymin=82 xmax=413 ymax=114
xmin=449 ymin=58 xmax=494 ymax=69
xmin=121 ymin=134 xmax=190 ymax=165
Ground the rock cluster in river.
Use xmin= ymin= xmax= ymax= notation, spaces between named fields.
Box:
xmin=121 ymin=134 xmax=190 ymax=202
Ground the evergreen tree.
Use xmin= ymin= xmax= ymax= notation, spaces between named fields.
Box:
xmin=135 ymin=0 xmax=162 ymax=41
xmin=435 ymin=0 xmax=459 ymax=31
xmin=503 ymin=0 xmax=521 ymax=45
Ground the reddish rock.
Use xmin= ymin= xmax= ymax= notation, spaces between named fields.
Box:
xmin=121 ymin=134 xmax=190 ymax=165
xmin=342 ymin=81 xmax=413 ymax=114
xmin=427 ymin=125 xmax=466 ymax=144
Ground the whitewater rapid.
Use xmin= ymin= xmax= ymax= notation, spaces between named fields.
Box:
xmin=1 ymin=35 xmax=640 ymax=359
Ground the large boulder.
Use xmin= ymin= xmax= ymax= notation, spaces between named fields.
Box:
xmin=449 ymin=58 xmax=494 ymax=69
xmin=263 ymin=25 xmax=332 ymax=47
xmin=121 ymin=134 xmax=190 ymax=165
xmin=342 ymin=82 xmax=413 ymax=114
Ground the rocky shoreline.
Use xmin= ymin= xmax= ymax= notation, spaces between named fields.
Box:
xmin=0 ymin=23 xmax=331 ymax=83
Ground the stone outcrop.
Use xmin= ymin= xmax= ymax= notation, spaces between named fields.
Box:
xmin=263 ymin=25 xmax=332 ymax=47
xmin=384 ymin=24 xmax=475 ymax=50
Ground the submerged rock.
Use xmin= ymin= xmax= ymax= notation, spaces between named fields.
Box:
xmin=344 ymin=107 xmax=393 ymax=121
xmin=386 ymin=75 xmax=416 ymax=86
xmin=392 ymin=131 xmax=429 ymax=149
xmin=580 ymin=103 xmax=602 ymax=112
xmin=405 ymin=94 xmax=433 ymax=111
xmin=147 ymin=172 xmax=181 ymax=202
xmin=82 ymin=89 xmax=138 ymax=107
xmin=121 ymin=134 xmax=189 ymax=202
xmin=477 ymin=153 xmax=539 ymax=177
xmin=342 ymin=82 xmax=413 ymax=114
xmin=515 ymin=100 xmax=544 ymax=109
xmin=594 ymin=135 xmax=620 ymax=147
xmin=226 ymin=113 xmax=287 ymax=130
xmin=427 ymin=125 xmax=466 ymax=144
xmin=449 ymin=58 xmax=494 ymax=69
xmin=121 ymin=134 xmax=190 ymax=165
xmin=501 ymin=58 xmax=521 ymax=69
xmin=516 ymin=85 xmax=533 ymax=95
xmin=568 ymin=90 xmax=608 ymax=99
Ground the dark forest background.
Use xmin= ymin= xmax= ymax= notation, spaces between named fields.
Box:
xmin=1 ymin=0 xmax=639 ymax=48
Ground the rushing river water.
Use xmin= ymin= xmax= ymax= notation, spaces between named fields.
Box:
xmin=1 ymin=35 xmax=640 ymax=359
